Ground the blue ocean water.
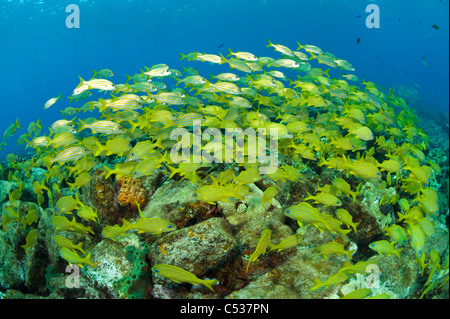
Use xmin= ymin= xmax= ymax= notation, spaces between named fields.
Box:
xmin=0 ymin=0 xmax=448 ymax=159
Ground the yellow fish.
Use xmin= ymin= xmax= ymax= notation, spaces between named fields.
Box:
xmin=343 ymin=155 xmax=381 ymax=181
xmin=76 ymin=205 xmax=99 ymax=223
xmin=335 ymin=208 xmax=360 ymax=233
xmin=310 ymin=271 xmax=349 ymax=291
xmin=368 ymin=240 xmax=403 ymax=258
xmin=312 ymin=242 xmax=355 ymax=260
xmin=268 ymin=233 xmax=303 ymax=252
xmin=103 ymin=161 xmax=137 ymax=179
xmin=246 ymin=229 xmax=272 ymax=273
xmin=44 ymin=94 xmax=62 ymax=109
xmin=59 ymin=247 xmax=96 ymax=268
xmin=341 ymin=288 xmax=372 ymax=299
xmin=67 ymin=171 xmax=92 ymax=192
xmin=50 ymin=146 xmax=90 ymax=165
xmin=53 ymin=235 xmax=85 ymax=255
xmin=101 ymin=219 xmax=133 ymax=241
xmin=260 ymin=186 xmax=279 ymax=209
xmin=382 ymin=224 xmax=408 ymax=245
xmin=55 ymin=193 xmax=83 ymax=214
xmin=284 ymin=202 xmax=324 ymax=227
xmin=304 ymin=191 xmax=342 ymax=207
xmin=21 ymin=229 xmax=39 ymax=254
xmin=332 ymin=178 xmax=359 ymax=203
xmin=152 ymin=264 xmax=219 ymax=292
xmin=94 ymin=137 xmax=132 ymax=157
xmin=193 ymin=185 xmax=242 ymax=204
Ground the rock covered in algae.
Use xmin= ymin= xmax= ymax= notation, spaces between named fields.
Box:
xmin=218 ymin=183 xmax=292 ymax=250
xmin=141 ymin=178 xmax=199 ymax=225
xmin=0 ymin=224 xmax=25 ymax=289
xmin=80 ymin=168 xmax=117 ymax=226
xmin=149 ymin=217 xmax=238 ymax=279
xmin=81 ymin=233 xmax=142 ymax=298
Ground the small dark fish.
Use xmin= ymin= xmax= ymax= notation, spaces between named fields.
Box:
xmin=398 ymin=17 xmax=402 ymax=22
xmin=217 ymin=42 xmax=225 ymax=49
xmin=419 ymin=20 xmax=423 ymax=24
xmin=432 ymin=24 xmax=440 ymax=30
xmin=356 ymin=37 xmax=361 ymax=44
xmin=355 ymin=15 xmax=362 ymax=18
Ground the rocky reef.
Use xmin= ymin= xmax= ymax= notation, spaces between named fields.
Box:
xmin=0 ymin=42 xmax=449 ymax=300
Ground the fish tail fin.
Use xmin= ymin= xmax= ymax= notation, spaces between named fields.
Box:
xmin=296 ymin=41 xmax=302 ymax=50
xmin=121 ymin=218 xmax=133 ymax=232
xmin=318 ymin=156 xmax=328 ymax=167
xmin=395 ymin=248 xmax=403 ymax=259
xmin=227 ymin=48 xmax=233 ymax=57
xmin=219 ymin=53 xmax=227 ymax=65
xmin=202 ymin=279 xmax=219 ymax=292
xmin=77 ymin=119 xmax=86 ymax=132
xmin=102 ymin=165 xmax=114 ymax=179
xmin=351 ymin=190 xmax=358 ymax=203
xmin=179 ymin=52 xmax=188 ymax=61
xmin=126 ymin=120 xmax=138 ymax=134
xmin=21 ymin=244 xmax=28 ymax=254
xmin=310 ymin=278 xmax=323 ymax=291
xmin=304 ymin=191 xmax=314 ymax=201
xmin=67 ymin=181 xmax=75 ymax=192
xmin=84 ymin=253 xmax=96 ymax=268
xmin=267 ymin=39 xmax=274 ymax=47
xmin=352 ymin=221 xmax=360 ymax=233
xmin=15 ymin=117 xmax=21 ymax=130
xmin=346 ymin=249 xmax=356 ymax=260
xmin=24 ymin=138 xmax=32 ymax=149
xmin=98 ymin=98 xmax=108 ymax=112
xmin=75 ymin=242 xmax=85 ymax=255
xmin=167 ymin=165 xmax=179 ymax=178
xmin=94 ymin=140 xmax=104 ymax=157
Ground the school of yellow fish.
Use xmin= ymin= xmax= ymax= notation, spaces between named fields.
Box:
xmin=1 ymin=40 xmax=448 ymax=298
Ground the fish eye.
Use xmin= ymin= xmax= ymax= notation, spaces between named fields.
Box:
xmin=134 ymin=172 xmax=138 ymax=175
xmin=336 ymin=201 xmax=341 ymax=205
xmin=193 ymin=193 xmax=198 ymax=197
xmin=419 ymin=250 xmax=423 ymax=255
xmin=377 ymin=172 xmax=381 ymax=175
xmin=153 ymin=268 xmax=159 ymax=273
xmin=167 ymin=225 xmax=173 ymax=228
xmin=316 ymin=250 xmax=321 ymax=253
xmin=286 ymin=210 xmax=291 ymax=214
